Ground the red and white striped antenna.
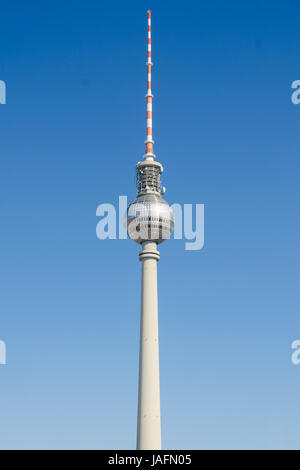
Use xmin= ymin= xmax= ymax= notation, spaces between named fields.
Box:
xmin=145 ymin=10 xmax=155 ymax=160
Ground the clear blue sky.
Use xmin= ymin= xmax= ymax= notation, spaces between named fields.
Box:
xmin=1 ymin=0 xmax=300 ymax=450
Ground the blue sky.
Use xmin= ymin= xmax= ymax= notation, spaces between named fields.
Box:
xmin=0 ymin=0 xmax=300 ymax=449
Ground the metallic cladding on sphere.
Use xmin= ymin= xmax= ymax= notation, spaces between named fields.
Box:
xmin=127 ymin=193 xmax=174 ymax=244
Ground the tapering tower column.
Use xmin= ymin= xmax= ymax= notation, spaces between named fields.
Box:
xmin=137 ymin=241 xmax=161 ymax=449
xmin=127 ymin=11 xmax=174 ymax=450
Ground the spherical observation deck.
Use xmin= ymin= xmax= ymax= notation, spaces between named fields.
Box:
xmin=127 ymin=193 xmax=174 ymax=245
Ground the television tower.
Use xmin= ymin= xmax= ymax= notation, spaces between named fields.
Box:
xmin=127 ymin=11 xmax=174 ymax=450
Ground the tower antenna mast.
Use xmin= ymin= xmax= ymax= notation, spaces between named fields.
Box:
xmin=145 ymin=10 xmax=155 ymax=159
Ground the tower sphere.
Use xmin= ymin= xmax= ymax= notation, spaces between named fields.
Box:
xmin=127 ymin=194 xmax=174 ymax=245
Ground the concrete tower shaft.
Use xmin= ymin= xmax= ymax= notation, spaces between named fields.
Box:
xmin=137 ymin=241 xmax=161 ymax=449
